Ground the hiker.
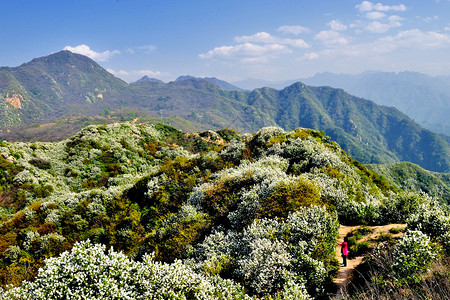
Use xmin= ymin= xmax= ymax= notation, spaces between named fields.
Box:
xmin=337 ymin=237 xmax=348 ymax=266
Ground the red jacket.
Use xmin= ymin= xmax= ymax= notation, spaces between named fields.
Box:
xmin=338 ymin=241 xmax=348 ymax=256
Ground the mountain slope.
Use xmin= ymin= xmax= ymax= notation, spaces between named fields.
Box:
xmin=134 ymin=75 xmax=163 ymax=83
xmin=301 ymin=71 xmax=450 ymax=135
xmin=0 ymin=123 xmax=448 ymax=299
xmin=244 ymin=83 xmax=450 ymax=172
xmin=368 ymin=162 xmax=450 ymax=205
xmin=0 ymin=51 xmax=131 ymax=128
xmin=176 ymin=75 xmax=242 ymax=91
xmin=1 ymin=52 xmax=449 ymax=172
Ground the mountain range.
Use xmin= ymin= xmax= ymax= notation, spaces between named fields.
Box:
xmin=233 ymin=72 xmax=450 ymax=135
xmin=1 ymin=51 xmax=449 ymax=172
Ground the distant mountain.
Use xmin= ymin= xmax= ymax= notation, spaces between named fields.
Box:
xmin=0 ymin=50 xmax=131 ymax=128
xmin=300 ymin=71 xmax=450 ymax=135
xmin=240 ymin=83 xmax=450 ymax=172
xmin=134 ymin=76 xmax=163 ymax=83
xmin=175 ymin=75 xmax=242 ymax=91
xmin=1 ymin=52 xmax=449 ymax=172
xmin=232 ymin=78 xmax=295 ymax=90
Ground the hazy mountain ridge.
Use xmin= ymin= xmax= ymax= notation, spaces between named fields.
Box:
xmin=238 ymin=83 xmax=450 ymax=172
xmin=300 ymin=71 xmax=450 ymax=135
xmin=233 ymin=72 xmax=450 ymax=135
xmin=135 ymin=75 xmax=163 ymax=83
xmin=1 ymin=51 xmax=449 ymax=172
xmin=175 ymin=75 xmax=242 ymax=91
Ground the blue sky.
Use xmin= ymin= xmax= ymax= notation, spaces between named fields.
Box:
xmin=1 ymin=0 xmax=450 ymax=82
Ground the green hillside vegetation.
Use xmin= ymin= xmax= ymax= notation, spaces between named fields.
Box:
xmin=0 ymin=111 xmax=210 ymax=143
xmin=368 ymin=162 xmax=450 ymax=205
xmin=0 ymin=123 xmax=448 ymax=299
xmin=1 ymin=51 xmax=450 ymax=172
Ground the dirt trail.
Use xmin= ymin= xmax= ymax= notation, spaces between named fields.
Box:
xmin=332 ymin=224 xmax=407 ymax=299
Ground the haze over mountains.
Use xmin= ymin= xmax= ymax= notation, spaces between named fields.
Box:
xmin=1 ymin=51 xmax=449 ymax=172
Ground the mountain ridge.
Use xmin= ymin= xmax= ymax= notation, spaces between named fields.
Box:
xmin=233 ymin=71 xmax=450 ymax=135
xmin=1 ymin=51 xmax=449 ymax=172
xmin=175 ymin=75 xmax=242 ymax=91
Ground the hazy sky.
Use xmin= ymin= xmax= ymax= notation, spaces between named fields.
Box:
xmin=1 ymin=0 xmax=450 ymax=82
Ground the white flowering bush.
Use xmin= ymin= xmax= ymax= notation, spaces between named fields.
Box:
xmin=392 ymin=230 xmax=438 ymax=283
xmin=407 ymin=199 xmax=450 ymax=239
xmin=253 ymin=127 xmax=286 ymax=146
xmin=284 ymin=206 xmax=339 ymax=256
xmin=237 ymin=234 xmax=292 ymax=294
xmin=380 ymin=192 xmax=424 ymax=223
xmin=4 ymin=245 xmax=23 ymax=263
xmin=441 ymin=231 xmax=450 ymax=255
xmin=189 ymin=155 xmax=295 ymax=230
xmin=273 ymin=277 xmax=311 ymax=300
xmin=280 ymin=138 xmax=345 ymax=172
xmin=3 ymin=123 xmax=444 ymax=299
xmin=219 ymin=139 xmax=246 ymax=164
xmin=13 ymin=170 xmax=38 ymax=185
xmin=189 ymin=206 xmax=337 ymax=298
xmin=0 ymin=240 xmax=248 ymax=300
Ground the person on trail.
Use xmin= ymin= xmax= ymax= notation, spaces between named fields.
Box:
xmin=337 ymin=237 xmax=348 ymax=267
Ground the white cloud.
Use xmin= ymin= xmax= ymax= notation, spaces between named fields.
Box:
xmin=107 ymin=69 xmax=130 ymax=77
xmin=389 ymin=15 xmax=403 ymax=22
xmin=135 ymin=69 xmax=163 ymax=77
xmin=366 ymin=11 xmax=386 ymax=19
xmin=234 ymin=32 xmax=274 ymax=43
xmin=308 ymin=29 xmax=450 ymax=62
xmin=365 ymin=20 xmax=401 ymax=33
xmin=422 ymin=16 xmax=439 ymax=22
xmin=234 ymin=32 xmax=310 ymax=48
xmin=375 ymin=29 xmax=450 ymax=50
xmin=356 ymin=1 xmax=373 ymax=12
xmin=282 ymin=38 xmax=310 ymax=48
xmin=199 ymin=42 xmax=292 ymax=63
xmin=138 ymin=45 xmax=157 ymax=53
xmin=278 ymin=25 xmax=311 ymax=35
xmin=328 ymin=20 xmax=347 ymax=31
xmin=364 ymin=15 xmax=402 ymax=33
xmin=356 ymin=1 xmax=407 ymax=12
xmin=300 ymin=52 xmax=320 ymax=60
xmin=63 ymin=45 xmax=120 ymax=61
xmin=315 ymin=30 xmax=349 ymax=47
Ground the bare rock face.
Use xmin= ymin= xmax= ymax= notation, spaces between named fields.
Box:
xmin=5 ymin=93 xmax=23 ymax=109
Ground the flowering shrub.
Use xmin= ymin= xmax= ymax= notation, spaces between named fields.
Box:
xmin=0 ymin=240 xmax=248 ymax=300
xmin=392 ymin=230 xmax=438 ymax=283
xmin=381 ymin=192 xmax=423 ymax=223
xmin=237 ymin=234 xmax=292 ymax=294
xmin=189 ymin=206 xmax=337 ymax=297
xmin=441 ymin=231 xmax=450 ymax=255
xmin=1 ymin=123 xmax=446 ymax=298
xmin=253 ymin=127 xmax=286 ymax=147
xmin=407 ymin=199 xmax=450 ymax=239
xmin=219 ymin=139 xmax=246 ymax=164
xmin=284 ymin=206 xmax=339 ymax=259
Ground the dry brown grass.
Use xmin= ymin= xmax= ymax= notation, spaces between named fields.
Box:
xmin=346 ymin=251 xmax=450 ymax=299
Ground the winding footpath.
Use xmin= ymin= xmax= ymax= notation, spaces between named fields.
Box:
xmin=333 ymin=224 xmax=407 ymax=299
